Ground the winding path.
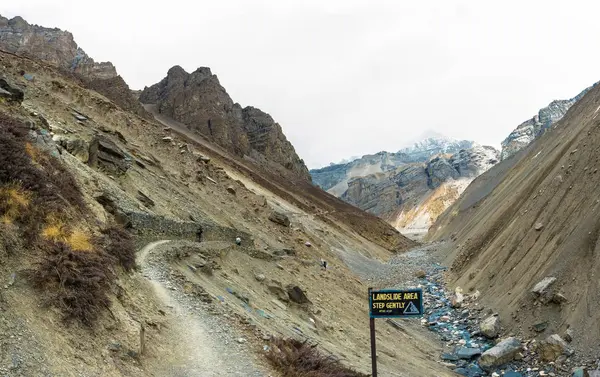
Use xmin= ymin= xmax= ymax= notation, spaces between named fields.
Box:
xmin=138 ymin=241 xmax=267 ymax=377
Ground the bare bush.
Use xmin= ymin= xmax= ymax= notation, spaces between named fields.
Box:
xmin=266 ymin=338 xmax=368 ymax=377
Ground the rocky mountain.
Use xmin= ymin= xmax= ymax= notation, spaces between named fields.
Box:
xmin=500 ymin=83 xmax=596 ymax=160
xmin=139 ymin=66 xmax=310 ymax=181
xmin=310 ymin=136 xmax=496 ymax=231
xmin=0 ymin=14 xmax=147 ymax=117
xmin=341 ymin=145 xmax=499 ymax=231
xmin=428 ymin=78 xmax=600 ymax=360
xmin=399 ymin=133 xmax=474 ymax=162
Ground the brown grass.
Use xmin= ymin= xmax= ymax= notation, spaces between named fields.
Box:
xmin=0 ymin=113 xmax=122 ymax=326
xmin=100 ymin=226 xmax=136 ymax=271
xmin=266 ymin=338 xmax=368 ymax=377
xmin=31 ymin=241 xmax=113 ymax=326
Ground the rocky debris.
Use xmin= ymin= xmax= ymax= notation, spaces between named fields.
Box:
xmin=136 ymin=190 xmax=155 ymax=208
xmin=478 ymin=337 xmax=522 ymax=369
xmin=480 ymin=315 xmax=501 ymax=338
xmin=0 ymin=78 xmax=24 ymax=103
xmin=534 ymin=222 xmax=544 ymax=231
xmin=286 ymin=285 xmax=310 ymax=305
xmin=72 ymin=112 xmax=88 ymax=122
xmin=531 ymin=277 xmax=557 ymax=304
xmin=533 ymin=321 xmax=549 ymax=333
xmin=415 ymin=270 xmax=427 ymax=278
xmin=254 ymin=273 xmax=266 ymax=282
xmin=539 ymin=334 xmax=572 ymax=362
xmin=552 ymin=292 xmax=567 ymax=304
xmin=88 ymin=135 xmax=131 ymax=174
xmin=226 ymin=186 xmax=236 ymax=195
xmin=268 ymin=211 xmax=290 ymax=227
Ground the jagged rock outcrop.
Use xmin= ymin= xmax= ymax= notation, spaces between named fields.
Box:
xmin=500 ymin=83 xmax=596 ymax=160
xmin=0 ymin=14 xmax=147 ymax=117
xmin=139 ymin=66 xmax=310 ymax=180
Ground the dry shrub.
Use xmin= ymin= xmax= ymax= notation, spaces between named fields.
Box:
xmin=266 ymin=338 xmax=368 ymax=377
xmin=67 ymin=229 xmax=93 ymax=252
xmin=0 ymin=184 xmax=31 ymax=223
xmin=100 ymin=226 xmax=136 ymax=271
xmin=31 ymin=241 xmax=113 ymax=326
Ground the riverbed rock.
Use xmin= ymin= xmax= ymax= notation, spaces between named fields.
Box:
xmin=539 ymin=334 xmax=572 ymax=361
xmin=480 ymin=315 xmax=501 ymax=338
xmin=479 ymin=337 xmax=522 ymax=369
xmin=572 ymin=368 xmax=591 ymax=377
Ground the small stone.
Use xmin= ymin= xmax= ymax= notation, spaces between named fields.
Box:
xmin=531 ymin=276 xmax=557 ymax=303
xmin=162 ymin=136 xmax=173 ymax=142
xmin=226 ymin=186 xmax=236 ymax=195
xmin=108 ymin=342 xmax=121 ymax=352
xmin=564 ymin=328 xmax=574 ymax=342
xmin=440 ymin=316 xmax=451 ymax=322
xmin=237 ymin=337 xmax=246 ymax=344
xmin=533 ymin=321 xmax=549 ymax=333
xmin=254 ymin=273 xmax=266 ymax=282
xmin=535 ymin=222 xmax=544 ymax=231
xmin=552 ymin=292 xmax=568 ymax=304
xmin=304 ymin=241 xmax=312 ymax=247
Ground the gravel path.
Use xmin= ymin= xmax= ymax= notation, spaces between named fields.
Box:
xmin=138 ymin=241 xmax=267 ymax=377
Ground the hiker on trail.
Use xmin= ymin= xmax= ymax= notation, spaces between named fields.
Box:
xmin=235 ymin=236 xmax=242 ymax=246
xmin=320 ymin=259 xmax=327 ymax=270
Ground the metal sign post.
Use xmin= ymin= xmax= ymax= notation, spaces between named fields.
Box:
xmin=368 ymin=287 xmax=424 ymax=376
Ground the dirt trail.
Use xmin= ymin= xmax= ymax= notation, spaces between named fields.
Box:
xmin=137 ymin=241 xmax=267 ymax=377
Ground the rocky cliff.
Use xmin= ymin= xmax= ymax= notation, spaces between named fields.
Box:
xmin=500 ymin=83 xmax=595 ymax=160
xmin=0 ymin=14 xmax=147 ymax=117
xmin=311 ymin=136 xmax=474 ymax=195
xmin=341 ymin=145 xmax=499 ymax=231
xmin=139 ymin=66 xmax=310 ymax=180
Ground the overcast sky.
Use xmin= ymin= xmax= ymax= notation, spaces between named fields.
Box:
xmin=4 ymin=1 xmax=600 ymax=168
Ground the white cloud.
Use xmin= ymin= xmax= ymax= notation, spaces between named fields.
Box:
xmin=3 ymin=0 xmax=599 ymax=168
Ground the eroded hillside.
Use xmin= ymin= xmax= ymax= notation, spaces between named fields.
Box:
xmin=428 ymin=78 xmax=600 ymax=361
xmin=0 ymin=32 xmax=453 ymax=377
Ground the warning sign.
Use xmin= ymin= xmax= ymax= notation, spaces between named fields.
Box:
xmin=369 ymin=288 xmax=424 ymax=318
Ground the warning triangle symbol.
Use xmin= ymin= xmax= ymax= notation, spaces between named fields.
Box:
xmin=403 ymin=301 xmax=420 ymax=315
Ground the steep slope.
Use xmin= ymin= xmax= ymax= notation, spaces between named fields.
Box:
xmin=428 ymin=80 xmax=600 ymax=356
xmin=140 ymin=66 xmax=310 ymax=181
xmin=0 ymin=14 xmax=147 ymax=118
xmin=500 ymin=83 xmax=596 ymax=160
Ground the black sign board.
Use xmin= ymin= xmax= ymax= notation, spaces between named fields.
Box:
xmin=369 ymin=288 xmax=424 ymax=318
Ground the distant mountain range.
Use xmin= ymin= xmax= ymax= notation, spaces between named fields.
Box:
xmin=310 ymin=135 xmax=499 ymax=231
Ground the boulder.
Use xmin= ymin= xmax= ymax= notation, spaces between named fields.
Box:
xmin=450 ymin=287 xmax=464 ymax=308
xmin=478 ymin=337 xmax=522 ymax=369
xmin=287 ymin=285 xmax=310 ymax=304
xmin=539 ymin=334 xmax=572 ymax=362
xmin=480 ymin=315 xmax=501 ymax=338
xmin=88 ymin=135 xmax=130 ymax=174
xmin=55 ymin=136 xmax=89 ymax=162
xmin=564 ymin=328 xmax=574 ymax=342
xmin=268 ymin=211 xmax=290 ymax=227
xmin=0 ymin=78 xmax=24 ymax=103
